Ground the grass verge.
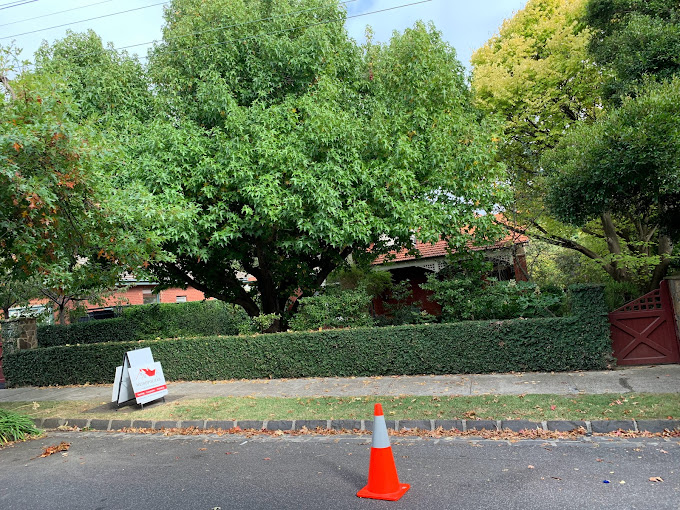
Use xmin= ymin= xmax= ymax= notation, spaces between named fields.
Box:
xmin=0 ymin=393 xmax=677 ymax=422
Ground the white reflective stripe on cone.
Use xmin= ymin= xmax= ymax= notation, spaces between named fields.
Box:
xmin=372 ymin=415 xmax=391 ymax=449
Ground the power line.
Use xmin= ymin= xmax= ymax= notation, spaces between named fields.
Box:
xmin=0 ymin=0 xmax=37 ymax=10
xmin=117 ymin=0 xmax=358 ymax=52
xmin=0 ymin=0 xmax=167 ymax=40
xmin=0 ymin=0 xmax=114 ymax=29
xmin=139 ymin=0 xmax=432 ymax=61
xmin=17 ymin=0 xmax=431 ymax=70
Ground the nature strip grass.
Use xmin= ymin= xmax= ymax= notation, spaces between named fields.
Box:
xmin=1 ymin=393 xmax=678 ymax=422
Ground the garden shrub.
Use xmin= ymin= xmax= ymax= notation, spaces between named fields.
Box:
xmin=37 ymin=300 xmax=250 ymax=347
xmin=288 ymin=289 xmax=375 ymax=331
xmin=5 ymin=286 xmax=610 ymax=386
xmin=423 ymin=274 xmax=565 ymax=322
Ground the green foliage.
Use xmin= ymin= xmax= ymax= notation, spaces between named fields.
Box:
xmin=37 ymin=318 xmax=137 ymax=347
xmin=118 ymin=0 xmax=507 ymax=325
xmin=545 ymin=78 xmax=680 ymax=241
xmin=1 ymin=48 xmax=166 ymax=318
xmin=4 ymin=286 xmax=611 ymax=386
xmin=472 ymin=0 xmax=679 ymax=293
xmin=471 ymin=0 xmax=602 ymax=215
xmin=326 ymin=266 xmax=392 ymax=298
xmin=0 ymin=268 xmax=40 ymax=317
xmin=37 ymin=300 xmax=250 ymax=347
xmin=237 ymin=313 xmax=282 ymax=335
xmin=378 ymin=280 xmax=437 ymax=327
xmin=526 ymin=240 xmax=642 ymax=310
xmin=585 ymin=0 xmax=680 ymax=104
xmin=424 ymin=274 xmax=564 ymax=322
xmin=422 ymin=256 xmax=565 ymax=321
xmin=0 ymin=409 xmax=40 ymax=444
xmin=288 ymin=289 xmax=375 ymax=331
xmin=33 ymin=30 xmax=152 ymax=127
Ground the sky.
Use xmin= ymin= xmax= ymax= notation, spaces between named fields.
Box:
xmin=1 ymin=0 xmax=527 ymax=74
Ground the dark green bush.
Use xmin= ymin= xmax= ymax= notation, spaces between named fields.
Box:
xmin=288 ymin=289 xmax=375 ymax=331
xmin=37 ymin=300 xmax=250 ymax=347
xmin=38 ymin=318 xmax=137 ymax=347
xmin=7 ymin=286 xmax=610 ymax=386
xmin=119 ymin=300 xmax=250 ymax=339
xmin=423 ymin=275 xmax=566 ymax=321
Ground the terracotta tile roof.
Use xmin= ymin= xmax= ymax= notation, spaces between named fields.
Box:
xmin=372 ymin=216 xmax=528 ymax=264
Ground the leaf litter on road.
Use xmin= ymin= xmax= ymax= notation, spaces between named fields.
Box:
xmin=38 ymin=442 xmax=70 ymax=458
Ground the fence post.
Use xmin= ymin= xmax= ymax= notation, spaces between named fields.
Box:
xmin=0 ymin=335 xmax=4 ymax=389
xmin=664 ymin=276 xmax=680 ymax=341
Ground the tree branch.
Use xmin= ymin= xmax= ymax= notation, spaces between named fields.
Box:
xmin=165 ymin=262 xmax=260 ymax=317
xmin=0 ymin=75 xmax=17 ymax=101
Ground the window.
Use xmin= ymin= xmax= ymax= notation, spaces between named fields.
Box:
xmin=176 ymin=296 xmax=187 ymax=303
xmin=142 ymin=289 xmax=159 ymax=304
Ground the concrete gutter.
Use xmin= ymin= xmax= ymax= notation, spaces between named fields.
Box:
xmin=34 ymin=417 xmax=680 ymax=435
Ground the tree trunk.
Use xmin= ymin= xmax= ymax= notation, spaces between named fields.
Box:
xmin=600 ymin=212 xmax=629 ymax=282
xmin=648 ymin=234 xmax=673 ymax=292
xmin=2 ymin=306 xmax=9 ymax=320
xmin=58 ymin=304 xmax=67 ymax=325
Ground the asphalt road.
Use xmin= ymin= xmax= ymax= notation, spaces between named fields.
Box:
xmin=1 ymin=432 xmax=678 ymax=510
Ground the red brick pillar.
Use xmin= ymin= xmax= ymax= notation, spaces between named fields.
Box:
xmin=513 ymin=245 xmax=529 ymax=282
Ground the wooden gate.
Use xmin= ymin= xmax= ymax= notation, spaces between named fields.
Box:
xmin=609 ymin=280 xmax=680 ymax=365
xmin=0 ymin=337 xmax=5 ymax=389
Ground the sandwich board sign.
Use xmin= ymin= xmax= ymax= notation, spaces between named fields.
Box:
xmin=112 ymin=347 xmax=168 ymax=407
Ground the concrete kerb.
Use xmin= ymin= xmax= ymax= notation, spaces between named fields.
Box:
xmin=31 ymin=417 xmax=680 ymax=434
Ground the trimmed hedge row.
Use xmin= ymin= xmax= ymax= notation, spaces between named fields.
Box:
xmin=5 ymin=315 xmax=611 ymax=388
xmin=37 ymin=301 xmax=249 ymax=347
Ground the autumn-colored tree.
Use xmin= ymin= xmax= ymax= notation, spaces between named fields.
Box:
xmin=1 ymin=50 xmax=164 ymax=323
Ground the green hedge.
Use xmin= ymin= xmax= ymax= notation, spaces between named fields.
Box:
xmin=37 ymin=301 xmax=250 ymax=347
xmin=5 ymin=286 xmax=611 ymax=386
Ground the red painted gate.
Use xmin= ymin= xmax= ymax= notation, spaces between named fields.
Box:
xmin=0 ymin=337 xmax=5 ymax=388
xmin=609 ymin=280 xmax=680 ymax=365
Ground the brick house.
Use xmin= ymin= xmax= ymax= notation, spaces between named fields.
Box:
xmin=7 ymin=277 xmax=209 ymax=323
xmin=371 ymin=231 xmax=529 ymax=316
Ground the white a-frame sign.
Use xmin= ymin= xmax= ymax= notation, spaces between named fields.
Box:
xmin=112 ymin=347 xmax=168 ymax=407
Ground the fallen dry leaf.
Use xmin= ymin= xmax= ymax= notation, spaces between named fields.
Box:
xmin=40 ymin=442 xmax=70 ymax=458
xmin=528 ymin=465 xmax=535 ymax=469
xmin=649 ymin=477 xmax=664 ymax=482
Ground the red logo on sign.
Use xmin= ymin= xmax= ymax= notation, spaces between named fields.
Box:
xmin=139 ymin=368 xmax=156 ymax=377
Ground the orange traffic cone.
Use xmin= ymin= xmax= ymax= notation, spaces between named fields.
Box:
xmin=357 ymin=403 xmax=410 ymax=501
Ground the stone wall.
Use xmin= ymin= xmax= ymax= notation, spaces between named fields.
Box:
xmin=0 ymin=317 xmax=38 ymax=351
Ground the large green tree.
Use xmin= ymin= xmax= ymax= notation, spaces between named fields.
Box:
xmin=471 ymin=0 xmax=677 ymax=293
xmin=1 ymin=49 xmax=164 ymax=323
xmin=471 ymin=0 xmax=609 ymax=263
xmin=542 ymin=1 xmax=680 ymax=291
xmin=585 ymin=0 xmax=680 ymax=105
xmin=128 ymin=0 xmax=505 ymax=329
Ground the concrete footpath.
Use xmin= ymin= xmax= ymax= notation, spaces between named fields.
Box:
xmin=1 ymin=365 xmax=679 ymax=434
